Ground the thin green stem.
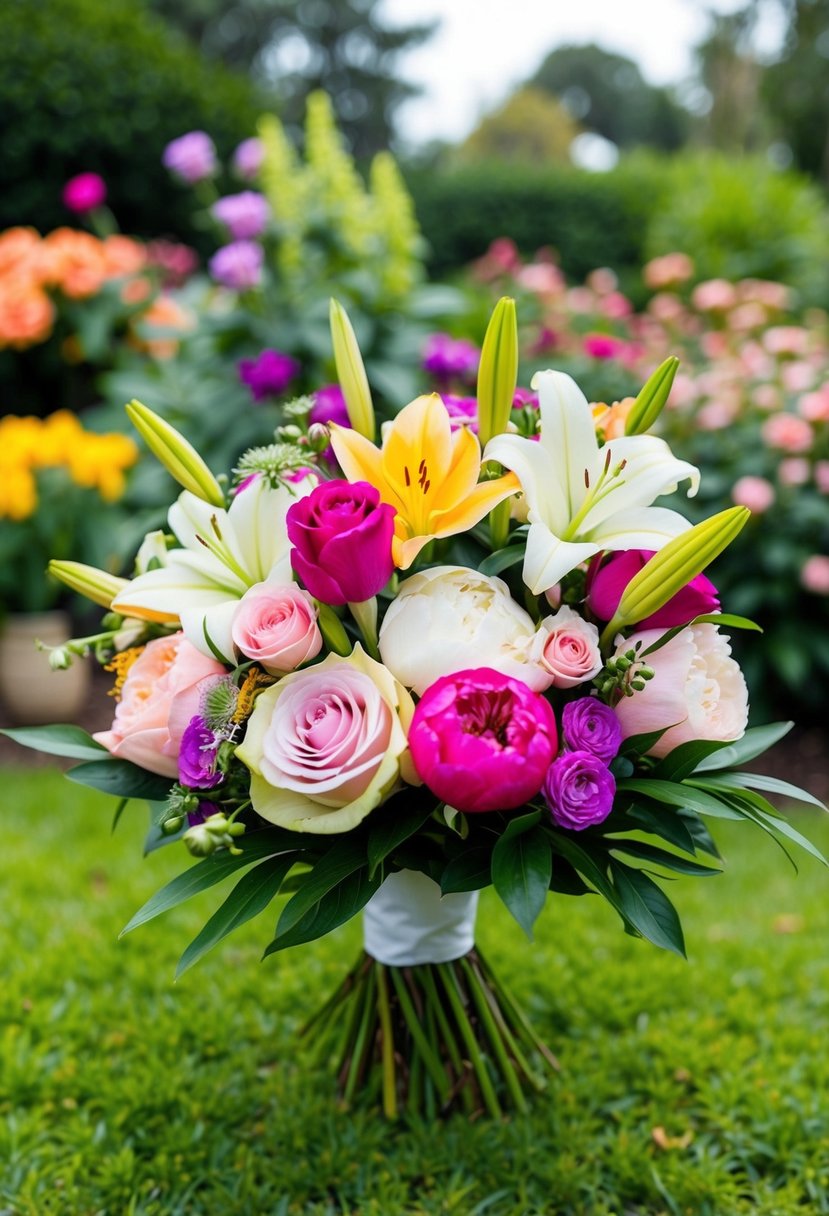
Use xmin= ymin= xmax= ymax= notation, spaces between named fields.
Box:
xmin=343 ymin=967 xmax=377 ymax=1104
xmin=469 ymin=956 xmax=545 ymax=1090
xmin=437 ymin=962 xmax=502 ymax=1119
xmin=477 ymin=952 xmax=560 ymax=1073
xmin=375 ymin=965 xmax=397 ymax=1119
xmin=460 ymin=957 xmax=527 ymax=1112
xmin=419 ymin=966 xmax=474 ymax=1115
xmin=390 ymin=968 xmax=451 ymax=1101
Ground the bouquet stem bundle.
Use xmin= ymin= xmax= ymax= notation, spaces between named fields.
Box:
xmin=303 ymin=950 xmax=559 ymax=1119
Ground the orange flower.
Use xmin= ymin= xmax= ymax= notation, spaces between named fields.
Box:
xmin=592 ymin=397 xmax=635 ymax=441
xmin=134 ymin=294 xmax=195 ymax=359
xmin=0 ymin=227 xmax=43 ymax=281
xmin=41 ymin=228 xmax=108 ymax=299
xmin=103 ymin=235 xmax=147 ymax=278
xmin=0 ymin=282 xmax=55 ymax=349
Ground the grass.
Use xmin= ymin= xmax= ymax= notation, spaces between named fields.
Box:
xmin=2 ymin=765 xmax=829 ymax=1216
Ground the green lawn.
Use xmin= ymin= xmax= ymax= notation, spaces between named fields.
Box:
xmin=2 ymin=766 xmax=829 ymax=1216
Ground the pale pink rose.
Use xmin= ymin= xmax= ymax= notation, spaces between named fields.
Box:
xmin=763 ymin=326 xmax=809 ymax=357
xmin=532 ymin=606 xmax=602 ymax=689
xmin=566 ymin=287 xmax=594 ymax=313
xmin=798 ymin=389 xmax=829 ymax=423
xmin=643 ymin=252 xmax=694 ymax=290
xmin=753 ymin=384 xmax=780 ymax=412
xmin=778 ymin=457 xmax=811 ymax=487
xmin=517 ymin=263 xmax=565 ymax=296
xmin=231 ymin=582 xmax=322 ymax=675
xmin=587 ymin=267 xmax=618 ymax=294
xmin=648 ymin=292 xmax=686 ymax=324
xmin=782 ymin=362 xmax=815 ymax=393
xmin=801 ymin=555 xmax=829 ymax=595
xmin=727 ymin=302 xmax=767 ymax=332
xmin=700 ymin=331 xmax=730 ymax=359
xmin=613 ymin=624 xmax=748 ymax=759
xmin=814 ymin=461 xmax=829 ymax=494
xmin=732 ymin=475 xmax=775 ymax=513
xmin=762 ymin=413 xmax=813 ymax=453
xmin=600 ymin=291 xmax=633 ymax=319
xmin=692 ymin=279 xmax=738 ymax=312
xmin=94 ymin=634 xmax=225 ymax=777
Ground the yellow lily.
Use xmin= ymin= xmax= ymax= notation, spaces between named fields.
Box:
xmin=330 ymin=393 xmax=519 ymax=569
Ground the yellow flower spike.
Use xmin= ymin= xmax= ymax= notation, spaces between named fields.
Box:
xmin=125 ymin=400 xmax=225 ymax=507
xmin=600 ymin=506 xmax=750 ymax=647
xmin=477 ymin=296 xmax=519 ymax=451
xmin=624 ymin=356 xmax=680 ymax=436
xmin=48 ymin=560 xmax=129 ymax=609
xmin=330 ymin=393 xmax=519 ymax=569
xmin=329 ymin=298 xmax=376 ymax=441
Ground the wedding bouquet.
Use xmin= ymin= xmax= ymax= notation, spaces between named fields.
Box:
xmin=9 ymin=299 xmax=824 ymax=1120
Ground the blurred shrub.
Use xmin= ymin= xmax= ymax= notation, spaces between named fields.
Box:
xmin=454 ymin=88 xmax=580 ymax=167
xmin=0 ymin=0 xmax=259 ymax=241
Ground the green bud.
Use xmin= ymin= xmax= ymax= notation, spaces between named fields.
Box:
xmin=329 ymin=298 xmax=375 ymax=441
xmin=126 ymin=400 xmax=224 ymax=506
xmin=162 ymin=815 xmax=184 ymax=835
xmin=477 ymin=296 xmax=518 ymax=450
xmin=317 ymin=603 xmax=352 ymax=656
xmin=616 ymin=656 xmax=632 ymax=672
xmin=630 ymin=677 xmax=647 ymax=691
xmin=624 ymin=356 xmax=680 ymax=436
xmin=47 ymin=646 xmax=73 ymax=671
xmin=183 ymin=824 xmax=217 ymax=857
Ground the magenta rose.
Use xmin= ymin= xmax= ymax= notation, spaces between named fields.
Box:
xmin=408 ymin=668 xmax=558 ymax=813
xmin=543 ymin=751 xmax=616 ymax=830
xmin=562 ymin=698 xmax=621 ymax=763
xmin=286 ymin=480 xmax=396 ymax=605
xmin=231 ymin=582 xmax=322 ymax=674
xmin=62 ymin=172 xmax=107 ymax=213
xmin=586 ymin=549 xmax=720 ymax=630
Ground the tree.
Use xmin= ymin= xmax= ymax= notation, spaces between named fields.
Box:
xmin=693 ymin=6 xmax=769 ymax=153
xmin=529 ymin=43 xmax=690 ymax=152
xmin=144 ymin=0 xmax=437 ymax=158
xmin=762 ymin=0 xmax=829 ymax=181
xmin=455 ymin=88 xmax=579 ymax=166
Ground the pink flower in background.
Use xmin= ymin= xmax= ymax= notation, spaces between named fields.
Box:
xmin=778 ymin=457 xmax=811 ymax=487
xmin=782 ymin=362 xmax=816 ymax=393
xmin=600 ymin=292 xmax=633 ymax=320
xmin=761 ymin=413 xmax=813 ymax=453
xmin=732 ymin=475 xmax=775 ymax=513
xmin=423 ymin=333 xmax=480 ymax=382
xmin=586 ymin=549 xmax=720 ymax=630
xmin=442 ymin=394 xmax=479 ymax=431
xmin=62 ymin=172 xmax=106 ymax=214
xmin=287 ymin=480 xmax=396 ymax=605
xmin=238 ymin=348 xmax=300 ymax=400
xmin=231 ymin=582 xmax=322 ymax=674
xmin=727 ymin=302 xmax=767 ymax=332
xmin=586 ymin=267 xmax=617 ymax=294
xmin=753 ymin=384 xmax=780 ymax=412
xmin=798 ymin=389 xmax=829 ymax=423
xmin=643 ymin=252 xmax=694 ymax=290
xmin=699 ymin=332 xmax=729 ymax=359
xmin=648 ymin=293 xmax=686 ymax=324
xmin=543 ymin=751 xmax=616 ymax=830
xmin=162 ymin=131 xmax=217 ymax=183
xmin=517 ymin=262 xmax=565 ymax=296
xmin=583 ymin=333 xmax=625 ymax=360
xmin=697 ymin=400 xmax=737 ymax=431
xmin=763 ymin=326 xmax=809 ymax=357
xmin=692 ymin=279 xmax=738 ymax=312
xmin=512 ymin=386 xmax=539 ymax=410
xmin=208 ymin=241 xmax=264 ymax=291
xmin=814 ymin=461 xmax=829 ymax=494
xmin=232 ymin=137 xmax=264 ymax=179
xmin=211 ymin=191 xmax=270 ymax=240
xmin=146 ymin=240 xmax=199 ymax=286
xmin=408 ymin=668 xmax=558 ymax=813
xmin=801 ymin=555 xmax=829 ymax=595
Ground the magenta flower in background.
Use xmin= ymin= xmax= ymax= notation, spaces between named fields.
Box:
xmin=561 ymin=698 xmax=621 ymax=764
xmin=544 ymin=751 xmax=616 ymax=830
xmin=211 ymin=191 xmax=270 ymax=240
xmin=62 ymin=172 xmax=107 ymax=214
xmin=310 ymin=384 xmax=351 ymax=429
xmin=408 ymin=668 xmax=558 ymax=813
xmin=178 ymin=716 xmax=224 ymax=790
xmin=238 ymin=348 xmax=300 ymax=401
xmin=162 ymin=131 xmax=217 ymax=184
xmin=232 ymin=137 xmax=264 ymax=179
xmin=512 ymin=387 xmax=539 ymax=409
xmin=442 ymin=394 xmax=478 ymax=431
xmin=583 ymin=333 xmax=626 ymax=361
xmin=586 ymin=549 xmax=720 ymax=631
xmin=287 ymin=480 xmax=396 ymax=605
xmin=208 ymin=241 xmax=264 ymax=291
xmin=146 ymin=239 xmax=199 ymax=286
xmin=423 ymin=333 xmax=480 ymax=382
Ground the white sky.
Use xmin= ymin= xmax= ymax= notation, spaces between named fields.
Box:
xmin=381 ymin=0 xmax=784 ymax=145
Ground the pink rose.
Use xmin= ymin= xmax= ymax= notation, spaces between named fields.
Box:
xmin=408 ymin=668 xmax=558 ymax=813
xmin=613 ymin=624 xmax=748 ymax=759
xmin=762 ymin=413 xmax=813 ymax=453
xmin=94 ymin=634 xmax=225 ymax=777
xmin=287 ymin=480 xmax=396 ymax=605
xmin=231 ymin=582 xmax=322 ymax=674
xmin=532 ymin=606 xmax=602 ymax=689
xmin=801 ymin=555 xmax=829 ymax=595
xmin=732 ymin=475 xmax=775 ymax=513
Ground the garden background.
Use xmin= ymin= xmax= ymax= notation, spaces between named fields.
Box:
xmin=2 ymin=1 xmax=829 ymax=1212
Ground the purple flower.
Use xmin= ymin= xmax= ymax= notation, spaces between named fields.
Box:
xmin=310 ymin=384 xmax=350 ymax=429
xmin=512 ymin=386 xmax=539 ymax=409
xmin=562 ymin=698 xmax=622 ymax=763
xmin=544 ymin=751 xmax=615 ymax=830
xmin=62 ymin=172 xmax=106 ymax=213
xmin=442 ymin=393 xmax=479 ymax=432
xmin=408 ymin=668 xmax=559 ymax=813
xmin=211 ymin=191 xmax=270 ymax=240
xmin=232 ymin=137 xmax=264 ymax=180
xmin=286 ymin=480 xmax=396 ymax=606
xmin=179 ymin=716 xmax=224 ymax=790
xmin=162 ymin=131 xmax=218 ymax=184
xmin=238 ymin=348 xmax=300 ymax=401
xmin=188 ymin=800 xmax=218 ymax=826
xmin=208 ymin=241 xmax=264 ymax=291
xmin=586 ymin=550 xmax=720 ymax=630
xmin=423 ymin=333 xmax=480 ymax=382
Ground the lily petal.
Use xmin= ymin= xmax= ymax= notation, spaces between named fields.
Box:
xmin=532 ymin=369 xmax=599 ymax=518
xmin=523 ymin=519 xmax=598 ymax=595
xmin=590 ymin=505 xmax=692 ymax=552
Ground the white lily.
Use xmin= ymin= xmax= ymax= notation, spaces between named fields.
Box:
xmin=112 ymin=475 xmax=314 ymax=661
xmin=484 ymin=370 xmax=700 ymax=595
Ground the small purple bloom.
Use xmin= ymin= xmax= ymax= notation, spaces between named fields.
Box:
xmin=62 ymin=172 xmax=107 ymax=213
xmin=512 ymin=386 xmax=539 ymax=409
xmin=232 ymin=137 xmax=264 ymax=180
xmin=188 ymin=800 xmax=218 ymax=826
xmin=238 ymin=348 xmax=300 ymax=400
xmin=179 ymin=716 xmax=224 ymax=790
xmin=209 ymin=241 xmax=264 ymax=291
xmin=562 ymin=698 xmax=622 ymax=763
xmin=310 ymin=384 xmax=350 ymax=429
xmin=212 ymin=191 xmax=270 ymax=240
xmin=544 ymin=751 xmax=616 ymax=831
xmin=162 ymin=131 xmax=218 ymax=184
xmin=423 ymin=333 xmax=480 ymax=382
xmin=442 ymin=394 xmax=479 ymax=432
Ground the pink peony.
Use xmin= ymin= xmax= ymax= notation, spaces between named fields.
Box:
xmin=94 ymin=634 xmax=225 ymax=777
xmin=231 ymin=582 xmax=322 ymax=675
xmin=761 ymin=413 xmax=813 ymax=453
xmin=801 ymin=555 xmax=829 ymax=595
xmin=408 ymin=668 xmax=558 ymax=813
xmin=732 ymin=475 xmax=775 ymax=513
xmin=62 ymin=173 xmax=107 ymax=213
xmin=586 ymin=550 xmax=719 ymax=631
xmin=612 ymin=624 xmax=748 ymax=759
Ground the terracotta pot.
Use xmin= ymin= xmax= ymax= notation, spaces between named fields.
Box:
xmin=0 ymin=611 xmax=91 ymax=725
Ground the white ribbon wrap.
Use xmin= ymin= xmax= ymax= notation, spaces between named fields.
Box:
xmin=363 ymin=868 xmax=479 ymax=966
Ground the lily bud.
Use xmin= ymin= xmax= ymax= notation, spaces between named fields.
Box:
xmin=48 ymin=560 xmax=128 ymax=609
xmin=477 ymin=296 xmax=518 ymax=450
xmin=329 ymin=298 xmax=375 ymax=441
xmin=126 ymin=400 xmax=225 ymax=507
xmin=624 ymin=356 xmax=680 ymax=436
xmin=317 ymin=602 xmax=353 ymax=656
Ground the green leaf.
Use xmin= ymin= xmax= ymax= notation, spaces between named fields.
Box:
xmin=742 ymin=806 xmax=828 ymax=867
xmin=639 ymin=613 xmax=761 ymax=658
xmin=440 ymin=848 xmax=492 ymax=894
xmin=1 ymin=724 xmax=109 ymax=762
xmin=705 ymin=771 xmax=826 ymax=812
xmin=653 ymin=738 xmax=734 ymax=783
xmin=694 ymin=722 xmax=793 ymax=772
xmin=111 ymin=798 xmax=129 ymax=834
xmin=66 ymin=759 xmax=173 ymax=802
xmin=276 ymin=836 xmax=368 ymax=936
xmin=609 ymin=862 xmax=686 ymax=956
xmin=609 ymin=839 xmax=721 ymax=877
xmin=549 ymin=857 xmax=591 ymax=896
xmin=617 ymin=804 xmax=700 ymax=854
xmin=549 ymin=833 xmax=622 ymax=912
xmin=176 ymin=854 xmax=296 ymax=978
xmin=263 ymin=866 xmax=381 ymax=955
xmin=478 ymin=545 xmax=526 ymax=577
xmin=619 ymin=727 xmax=669 ymax=758
xmin=121 ymin=828 xmax=304 ymax=936
xmin=367 ymin=797 xmax=435 ymax=879
xmin=491 ymin=826 xmax=552 ymax=939
xmin=618 ymin=778 xmax=741 ymax=818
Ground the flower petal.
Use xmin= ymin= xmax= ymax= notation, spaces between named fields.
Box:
xmin=532 ymin=369 xmax=599 ymax=518
xmin=523 ymin=518 xmax=599 ymax=595
xmin=578 ymin=435 xmax=699 ymax=533
xmin=484 ymin=431 xmax=569 ymax=533
xmin=589 ymin=505 xmax=693 ymax=553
